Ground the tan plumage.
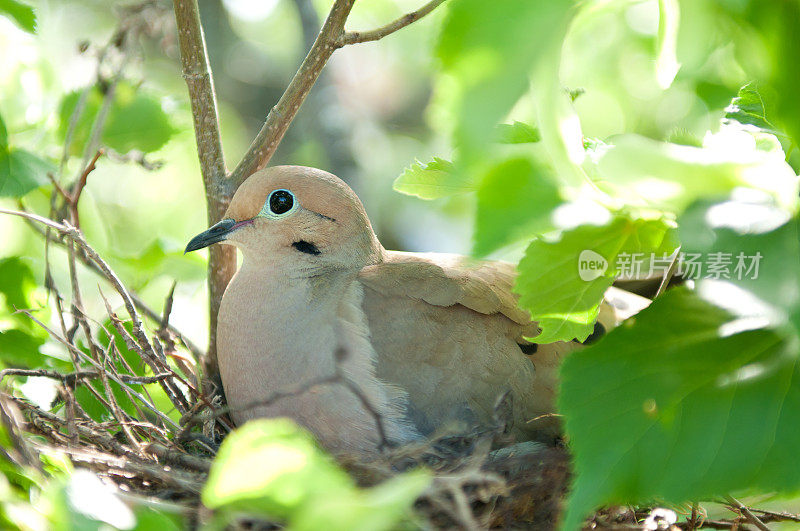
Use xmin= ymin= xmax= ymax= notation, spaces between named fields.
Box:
xmin=185 ymin=166 xmax=646 ymax=456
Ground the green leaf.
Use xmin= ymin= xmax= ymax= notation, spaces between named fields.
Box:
xmin=203 ymin=419 xmax=428 ymax=530
xmin=203 ymin=419 xmax=353 ymax=518
xmin=393 ymin=157 xmax=472 ymax=199
xmin=742 ymin=2 xmax=800 ymax=145
xmin=0 ymin=257 xmax=37 ymax=314
xmin=0 ymin=329 xmax=44 ymax=368
xmin=473 ymin=156 xmax=562 ymax=256
xmin=514 ymin=216 xmax=677 ymax=343
xmin=292 ymin=471 xmax=430 ymax=531
xmin=724 ymin=83 xmax=777 ymax=134
xmin=679 ymin=203 xmax=800 ymax=328
xmin=655 ymin=0 xmax=680 ymax=89
xmin=114 ymin=239 xmax=207 ymax=291
xmin=0 ymin=147 xmax=53 ymax=197
xmin=437 ymin=0 xmax=573 ymax=158
xmin=593 ymin=132 xmax=798 ymax=213
xmin=58 ymin=83 xmax=176 ymax=156
xmin=495 ymin=121 xmax=540 ymax=144
xmin=0 ymin=0 xmax=36 ymax=34
xmin=0 ymin=112 xmax=52 ymax=198
xmin=0 ymin=112 xmax=7 ymax=147
xmin=559 ymin=287 xmax=800 ymax=529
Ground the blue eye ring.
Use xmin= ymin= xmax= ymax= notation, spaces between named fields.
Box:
xmin=260 ymin=189 xmax=298 ymax=218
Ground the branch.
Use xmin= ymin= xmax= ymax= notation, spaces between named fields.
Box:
xmin=228 ymin=0 xmax=356 ymax=189
xmin=173 ymin=0 xmax=235 ymax=377
xmin=172 ymin=0 xmax=226 ymax=199
xmin=338 ymin=0 xmax=447 ymax=46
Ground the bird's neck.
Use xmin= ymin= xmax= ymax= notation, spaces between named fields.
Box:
xmin=218 ymin=257 xmax=356 ymax=377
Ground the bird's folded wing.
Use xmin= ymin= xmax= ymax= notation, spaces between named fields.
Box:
xmin=358 ymin=250 xmax=539 ymax=336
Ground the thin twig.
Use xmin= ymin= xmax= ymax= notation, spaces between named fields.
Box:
xmin=0 ymin=368 xmax=174 ymax=386
xmin=654 ymin=247 xmax=680 ymax=298
xmin=725 ymin=496 xmax=770 ymax=531
xmin=338 ymin=0 xmax=447 ymax=46
xmin=13 ymin=207 xmax=203 ymax=360
xmin=228 ymin=0 xmax=355 ymax=188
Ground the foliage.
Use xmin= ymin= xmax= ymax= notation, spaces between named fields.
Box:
xmin=2 ymin=0 xmax=800 ymax=529
xmin=0 ymin=0 xmax=35 ymax=34
xmin=203 ymin=419 xmax=429 ymax=530
xmin=58 ymin=82 xmax=176 ymax=157
xmin=0 ymin=113 xmax=52 ymax=198
xmin=391 ymin=0 xmax=800 ymax=527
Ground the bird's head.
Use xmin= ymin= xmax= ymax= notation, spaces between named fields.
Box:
xmin=185 ymin=166 xmax=383 ymax=271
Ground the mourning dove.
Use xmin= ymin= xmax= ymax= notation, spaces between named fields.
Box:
xmin=185 ymin=166 xmax=646 ymax=455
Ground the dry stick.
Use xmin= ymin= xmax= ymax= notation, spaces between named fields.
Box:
xmin=750 ymin=508 xmax=800 ymax=523
xmin=99 ymin=293 xmax=190 ymax=417
xmin=10 ymin=394 xmax=138 ymax=457
xmin=19 ymin=412 xmax=205 ymax=495
xmin=725 ymin=496 xmax=770 ymax=531
xmin=228 ymin=0 xmax=355 ymax=188
xmin=654 ymin=246 xmax=681 ymax=299
xmin=59 ymin=223 xmax=191 ymax=415
xmin=98 ymin=342 xmax=145 ymax=451
xmin=17 ymin=309 xmax=181 ymax=431
xmin=0 ymin=368 xmax=173 ymax=385
xmin=338 ymin=0 xmax=447 ymax=46
xmin=68 ymin=149 xmax=104 ymax=228
xmin=145 ymin=442 xmax=212 ymax=473
xmin=17 ymin=207 xmax=204 ymax=361
xmin=53 ymin=444 xmax=205 ymax=495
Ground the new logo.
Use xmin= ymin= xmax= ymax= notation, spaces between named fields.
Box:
xmin=578 ymin=250 xmax=608 ymax=281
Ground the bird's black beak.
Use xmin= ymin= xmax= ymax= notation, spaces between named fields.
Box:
xmin=184 ymin=218 xmax=237 ymax=253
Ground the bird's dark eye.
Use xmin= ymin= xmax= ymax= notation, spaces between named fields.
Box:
xmin=268 ymin=189 xmax=294 ymax=215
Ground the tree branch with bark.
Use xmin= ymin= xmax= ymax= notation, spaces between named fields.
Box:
xmin=172 ymin=0 xmax=447 ymax=380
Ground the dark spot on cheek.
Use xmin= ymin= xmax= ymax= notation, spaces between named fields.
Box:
xmin=292 ymin=241 xmax=321 ymax=255
xmin=573 ymin=321 xmax=606 ymax=345
xmin=518 ymin=343 xmax=538 ymax=355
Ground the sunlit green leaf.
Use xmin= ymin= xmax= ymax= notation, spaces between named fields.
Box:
xmin=203 ymin=419 xmax=352 ymax=518
xmin=680 ymin=203 xmax=800 ymax=331
xmin=0 ymin=115 xmax=52 ymax=197
xmin=132 ymin=506 xmax=183 ymax=530
xmin=655 ymin=0 xmax=680 ymax=89
xmin=393 ymin=157 xmax=472 ymax=199
xmin=724 ymin=83 xmax=777 ymax=134
xmin=58 ymin=83 xmax=176 ymax=156
xmin=515 ymin=216 xmax=677 ymax=343
xmin=742 ymin=2 xmax=800 ymax=145
xmin=0 ymin=0 xmax=36 ymax=34
xmin=203 ymin=419 xmax=428 ymax=530
xmin=560 ymin=287 xmax=800 ymax=529
xmin=473 ymin=156 xmax=562 ymax=256
xmin=593 ymin=131 xmax=798 ymax=212
xmin=292 ymin=471 xmax=429 ymax=531
xmin=0 ymin=257 xmax=37 ymax=314
xmin=495 ymin=121 xmax=540 ymax=144
xmin=114 ymin=239 xmax=207 ymax=291
xmin=437 ymin=0 xmax=573 ymax=160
